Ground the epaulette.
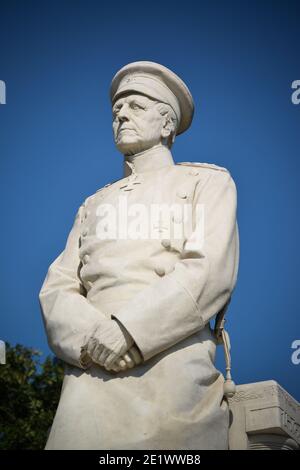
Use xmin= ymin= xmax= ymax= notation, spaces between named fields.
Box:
xmin=177 ymin=162 xmax=229 ymax=173
xmin=96 ymin=183 xmax=112 ymax=193
xmin=96 ymin=178 xmax=122 ymax=193
xmin=82 ymin=179 xmax=120 ymax=206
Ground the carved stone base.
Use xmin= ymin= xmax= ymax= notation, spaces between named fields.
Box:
xmin=228 ymin=381 xmax=300 ymax=450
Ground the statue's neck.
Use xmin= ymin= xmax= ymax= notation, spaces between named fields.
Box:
xmin=123 ymin=145 xmax=175 ymax=177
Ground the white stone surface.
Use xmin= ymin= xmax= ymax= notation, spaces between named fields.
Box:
xmin=39 ymin=62 xmax=239 ymax=450
xmin=228 ymin=381 xmax=300 ymax=450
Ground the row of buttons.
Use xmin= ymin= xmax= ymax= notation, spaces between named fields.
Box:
xmin=81 ymin=238 xmax=173 ymax=268
xmin=82 ymin=261 xmax=168 ymax=278
xmin=155 ymin=237 xmax=174 ymax=276
xmin=82 ymin=259 xmax=169 ymax=277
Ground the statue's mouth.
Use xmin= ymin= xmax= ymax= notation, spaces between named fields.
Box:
xmin=119 ymin=127 xmax=135 ymax=132
xmin=118 ymin=127 xmax=136 ymax=136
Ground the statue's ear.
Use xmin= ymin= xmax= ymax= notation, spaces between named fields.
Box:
xmin=161 ymin=115 xmax=176 ymax=147
xmin=161 ymin=115 xmax=173 ymax=139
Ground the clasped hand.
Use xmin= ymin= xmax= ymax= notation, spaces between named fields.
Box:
xmin=83 ymin=319 xmax=143 ymax=372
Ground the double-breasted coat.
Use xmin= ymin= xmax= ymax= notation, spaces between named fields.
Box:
xmin=39 ymin=146 xmax=239 ymax=449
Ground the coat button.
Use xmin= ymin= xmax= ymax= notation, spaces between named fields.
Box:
xmin=83 ymin=254 xmax=90 ymax=264
xmin=188 ymin=168 xmax=199 ymax=176
xmin=176 ymin=189 xmax=187 ymax=199
xmin=82 ymin=228 xmax=88 ymax=237
xmin=155 ymin=266 xmax=166 ymax=276
xmin=161 ymin=239 xmax=171 ymax=249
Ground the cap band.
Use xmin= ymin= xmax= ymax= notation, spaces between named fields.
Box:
xmin=112 ymin=73 xmax=181 ymax=124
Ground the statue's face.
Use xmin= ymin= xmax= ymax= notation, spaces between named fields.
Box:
xmin=112 ymin=93 xmax=165 ymax=155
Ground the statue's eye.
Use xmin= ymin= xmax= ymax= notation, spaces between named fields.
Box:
xmin=131 ymin=102 xmax=144 ymax=110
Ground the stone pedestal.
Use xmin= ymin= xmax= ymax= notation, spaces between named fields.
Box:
xmin=228 ymin=380 xmax=300 ymax=450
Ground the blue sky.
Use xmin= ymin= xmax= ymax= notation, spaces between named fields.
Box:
xmin=0 ymin=0 xmax=299 ymax=400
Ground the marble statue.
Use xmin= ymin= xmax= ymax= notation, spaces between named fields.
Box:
xmin=39 ymin=61 xmax=239 ymax=450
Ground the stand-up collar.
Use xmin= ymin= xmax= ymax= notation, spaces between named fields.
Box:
xmin=123 ymin=145 xmax=175 ymax=177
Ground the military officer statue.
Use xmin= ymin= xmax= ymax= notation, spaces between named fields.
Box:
xmin=39 ymin=61 xmax=239 ymax=450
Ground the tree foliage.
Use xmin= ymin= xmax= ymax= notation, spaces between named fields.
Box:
xmin=0 ymin=343 xmax=64 ymax=449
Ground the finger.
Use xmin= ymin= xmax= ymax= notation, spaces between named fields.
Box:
xmin=92 ymin=344 xmax=105 ymax=364
xmin=122 ymin=353 xmax=134 ymax=368
xmin=105 ymin=357 xmax=122 ymax=371
xmin=97 ymin=347 xmax=110 ymax=365
xmin=106 ymin=356 xmax=129 ymax=372
xmin=129 ymin=346 xmax=143 ymax=365
xmin=103 ymin=351 xmax=119 ymax=369
xmin=86 ymin=338 xmax=98 ymax=357
xmin=117 ymin=358 xmax=127 ymax=370
xmin=105 ymin=363 xmax=121 ymax=372
xmin=112 ymin=357 xmax=128 ymax=371
xmin=114 ymin=358 xmax=128 ymax=370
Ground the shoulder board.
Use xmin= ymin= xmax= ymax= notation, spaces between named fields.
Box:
xmin=177 ymin=162 xmax=229 ymax=173
xmin=96 ymin=183 xmax=112 ymax=193
xmin=96 ymin=178 xmax=122 ymax=193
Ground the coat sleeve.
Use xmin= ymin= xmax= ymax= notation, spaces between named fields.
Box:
xmin=112 ymin=169 xmax=239 ymax=362
xmin=39 ymin=202 xmax=107 ymax=368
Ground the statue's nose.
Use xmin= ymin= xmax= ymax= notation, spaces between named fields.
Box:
xmin=118 ymin=103 xmax=130 ymax=121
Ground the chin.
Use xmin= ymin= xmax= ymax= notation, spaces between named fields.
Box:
xmin=115 ymin=137 xmax=141 ymax=155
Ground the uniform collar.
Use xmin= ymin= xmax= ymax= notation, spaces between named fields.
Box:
xmin=123 ymin=145 xmax=175 ymax=177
